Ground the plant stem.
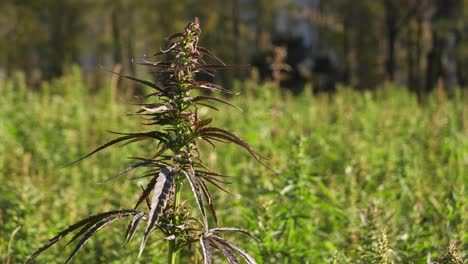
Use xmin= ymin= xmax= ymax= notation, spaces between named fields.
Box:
xmin=168 ymin=240 xmax=177 ymax=264
xmin=168 ymin=181 xmax=182 ymax=264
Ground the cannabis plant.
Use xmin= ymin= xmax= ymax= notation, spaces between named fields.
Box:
xmin=27 ymin=18 xmax=262 ymax=263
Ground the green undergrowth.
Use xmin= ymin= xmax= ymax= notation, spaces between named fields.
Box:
xmin=1 ymin=69 xmax=466 ymax=263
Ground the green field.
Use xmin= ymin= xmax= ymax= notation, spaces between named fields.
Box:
xmin=1 ymin=68 xmax=466 ymax=263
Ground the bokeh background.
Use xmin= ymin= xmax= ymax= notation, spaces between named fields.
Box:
xmin=2 ymin=0 xmax=468 ymax=95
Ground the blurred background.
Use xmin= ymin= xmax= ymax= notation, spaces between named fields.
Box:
xmin=1 ymin=0 xmax=467 ymax=95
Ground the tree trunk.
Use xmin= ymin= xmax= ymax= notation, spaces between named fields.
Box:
xmin=426 ymin=32 xmax=441 ymax=93
xmin=125 ymin=8 xmax=139 ymax=95
xmin=386 ymin=28 xmax=397 ymax=81
xmin=415 ymin=14 xmax=423 ymax=97
xmin=111 ymin=4 xmax=122 ymax=66
xmin=407 ymin=25 xmax=416 ymax=94
xmin=384 ymin=0 xmax=398 ymax=82
xmin=342 ymin=16 xmax=351 ymax=85
xmin=48 ymin=0 xmax=64 ymax=79
xmin=441 ymin=31 xmax=458 ymax=94
xmin=232 ymin=0 xmax=241 ymax=64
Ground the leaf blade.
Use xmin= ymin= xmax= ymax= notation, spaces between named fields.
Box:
xmin=139 ymin=167 xmax=178 ymax=257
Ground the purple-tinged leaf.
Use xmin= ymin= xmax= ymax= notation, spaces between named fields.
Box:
xmin=118 ymin=137 xmax=151 ymax=148
xmin=65 ymin=212 xmax=136 ymax=263
xmin=210 ymin=228 xmax=256 ymax=239
xmin=198 ymin=174 xmax=231 ymax=185
xmin=66 ymin=130 xmax=168 ymax=167
xmin=63 ymin=222 xmax=96 ymax=249
xmin=100 ymin=161 xmax=153 ymax=183
xmin=199 ymin=47 xmax=226 ymax=65
xmin=136 ymin=61 xmax=170 ymax=68
xmin=64 ymin=135 xmax=139 ymax=167
xmin=190 ymin=81 xmax=237 ymax=95
xmin=165 ymin=32 xmax=183 ymax=42
xmin=26 ymin=210 xmax=140 ymax=263
xmin=134 ymin=176 xmax=158 ymax=210
xmin=198 ymin=127 xmax=268 ymax=166
xmin=161 ymin=40 xmax=180 ymax=53
xmin=197 ymin=103 xmax=220 ymax=111
xmin=193 ymin=96 xmax=242 ymax=111
xmin=200 ymin=176 xmax=235 ymax=196
xmin=140 ymin=185 xmax=152 ymax=209
xmin=200 ymin=237 xmax=213 ymax=264
xmin=207 ymin=237 xmax=240 ymax=264
xmin=194 ymin=118 xmax=213 ymax=131
xmin=201 ymin=136 xmax=217 ymax=149
xmin=202 ymin=132 xmax=259 ymax=158
xmin=210 ymin=235 xmax=257 ymax=264
xmin=183 ymin=170 xmax=207 ymax=227
xmin=124 ymin=212 xmax=146 ymax=243
xmin=139 ymin=167 xmax=178 ymax=257
xmin=99 ymin=66 xmax=163 ymax=92
xmin=199 ymin=180 xmax=218 ymax=226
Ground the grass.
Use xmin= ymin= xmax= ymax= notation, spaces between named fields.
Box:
xmin=0 ymin=68 xmax=466 ymax=263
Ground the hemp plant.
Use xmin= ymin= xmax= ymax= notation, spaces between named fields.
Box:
xmin=27 ymin=18 xmax=263 ymax=263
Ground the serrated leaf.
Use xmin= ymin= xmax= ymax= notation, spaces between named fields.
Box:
xmin=26 ymin=210 xmax=139 ymax=263
xmin=197 ymin=103 xmax=220 ymax=111
xmin=207 ymin=237 xmax=240 ymax=264
xmin=201 ymin=136 xmax=216 ymax=149
xmin=210 ymin=228 xmax=256 ymax=239
xmin=197 ymin=173 xmax=231 ymax=185
xmin=183 ymin=170 xmax=207 ymax=227
xmin=200 ymin=237 xmax=213 ymax=264
xmin=64 ymin=221 xmax=98 ymax=248
xmin=100 ymin=161 xmax=153 ymax=183
xmin=198 ymin=127 xmax=268 ymax=166
xmin=194 ymin=169 xmax=230 ymax=178
xmin=210 ymin=236 xmax=257 ymax=264
xmin=65 ymin=212 xmax=136 ymax=263
xmin=193 ymin=96 xmax=242 ymax=111
xmin=202 ymin=132 xmax=260 ymax=160
xmin=199 ymin=47 xmax=226 ymax=65
xmin=124 ymin=212 xmax=146 ymax=243
xmin=66 ymin=131 xmax=167 ymax=167
xmin=99 ymin=66 xmax=163 ymax=91
xmin=199 ymin=180 xmax=218 ymax=226
xmin=64 ymin=135 xmax=140 ymax=167
xmin=199 ymin=175 xmax=235 ymax=196
xmin=190 ymin=81 xmax=237 ymax=95
xmin=134 ymin=175 xmax=158 ymax=209
xmin=136 ymin=61 xmax=170 ymax=68
xmin=139 ymin=167 xmax=178 ymax=257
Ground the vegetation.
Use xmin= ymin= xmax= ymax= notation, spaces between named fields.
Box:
xmin=0 ymin=66 xmax=466 ymax=262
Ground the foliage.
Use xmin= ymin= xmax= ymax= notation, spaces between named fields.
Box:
xmin=0 ymin=70 xmax=466 ymax=263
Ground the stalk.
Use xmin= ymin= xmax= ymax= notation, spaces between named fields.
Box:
xmin=167 ymin=181 xmax=182 ymax=264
